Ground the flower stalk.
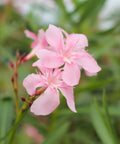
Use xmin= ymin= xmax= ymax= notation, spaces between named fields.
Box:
xmin=14 ymin=51 xmax=20 ymax=115
xmin=8 ymin=87 xmax=45 ymax=144
xmin=10 ymin=51 xmax=20 ymax=115
xmin=10 ymin=51 xmax=27 ymax=115
xmin=8 ymin=95 xmax=31 ymax=144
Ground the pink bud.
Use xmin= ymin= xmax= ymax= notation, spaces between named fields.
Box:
xmin=21 ymin=97 xmax=26 ymax=102
xmin=28 ymin=102 xmax=32 ymax=106
xmin=35 ymin=88 xmax=45 ymax=96
xmin=11 ymin=76 xmax=14 ymax=84
xmin=10 ymin=60 xmax=14 ymax=70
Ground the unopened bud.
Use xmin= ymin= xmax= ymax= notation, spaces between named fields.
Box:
xmin=10 ymin=60 xmax=14 ymax=70
xmin=15 ymin=72 xmax=18 ymax=78
xmin=19 ymin=53 xmax=25 ymax=65
xmin=35 ymin=88 xmax=45 ymax=96
xmin=28 ymin=102 xmax=32 ymax=106
xmin=20 ymin=53 xmax=25 ymax=61
xmin=11 ymin=76 xmax=14 ymax=84
xmin=21 ymin=97 xmax=26 ymax=102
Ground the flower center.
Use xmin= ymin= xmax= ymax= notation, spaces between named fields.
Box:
xmin=62 ymin=49 xmax=73 ymax=64
xmin=63 ymin=57 xmax=71 ymax=64
xmin=46 ymin=70 xmax=61 ymax=88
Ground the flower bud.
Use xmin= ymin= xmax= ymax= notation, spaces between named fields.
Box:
xmin=28 ymin=102 xmax=32 ymax=106
xmin=11 ymin=76 xmax=14 ymax=84
xmin=10 ymin=60 xmax=14 ymax=70
xmin=21 ymin=97 xmax=26 ymax=102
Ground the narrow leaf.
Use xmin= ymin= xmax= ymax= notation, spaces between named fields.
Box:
xmin=90 ymin=99 xmax=117 ymax=144
xmin=43 ymin=122 xmax=69 ymax=144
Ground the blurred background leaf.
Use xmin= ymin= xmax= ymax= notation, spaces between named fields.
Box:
xmin=90 ymin=96 xmax=118 ymax=144
xmin=0 ymin=97 xmax=14 ymax=144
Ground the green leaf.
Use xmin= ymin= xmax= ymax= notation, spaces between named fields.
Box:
xmin=75 ymin=77 xmax=115 ymax=94
xmin=0 ymin=97 xmax=14 ymax=144
xmin=79 ymin=0 xmax=106 ymax=23
xmin=43 ymin=122 xmax=69 ymax=144
xmin=68 ymin=130 xmax=99 ymax=144
xmin=102 ymin=90 xmax=118 ymax=143
xmin=90 ymin=98 xmax=118 ymax=144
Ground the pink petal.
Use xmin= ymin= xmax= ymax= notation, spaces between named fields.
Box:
xmin=59 ymin=28 xmax=68 ymax=37
xmin=77 ymin=52 xmax=101 ymax=73
xmin=31 ymin=42 xmax=37 ymax=48
xmin=46 ymin=24 xmax=64 ymax=52
xmin=32 ymin=60 xmax=44 ymax=70
xmin=35 ymin=49 xmax=64 ymax=68
xmin=59 ymin=84 xmax=76 ymax=112
xmin=30 ymin=87 xmax=60 ymax=115
xmin=62 ymin=63 xmax=80 ymax=86
xmin=66 ymin=34 xmax=88 ymax=51
xmin=38 ymin=29 xmax=48 ymax=47
xmin=23 ymin=74 xmax=43 ymax=95
xmin=85 ymin=70 xmax=97 ymax=76
xmin=38 ymin=29 xmax=45 ymax=40
xmin=24 ymin=30 xmax=37 ymax=40
xmin=32 ymin=60 xmax=52 ymax=75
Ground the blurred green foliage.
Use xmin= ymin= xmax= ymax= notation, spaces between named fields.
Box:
xmin=0 ymin=0 xmax=120 ymax=144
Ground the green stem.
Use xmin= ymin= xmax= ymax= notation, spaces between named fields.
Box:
xmin=8 ymin=96 xmax=30 ymax=144
xmin=14 ymin=78 xmax=19 ymax=115
xmin=7 ymin=88 xmax=45 ymax=144
xmin=0 ymin=88 xmax=45 ymax=143
xmin=14 ymin=57 xmax=20 ymax=115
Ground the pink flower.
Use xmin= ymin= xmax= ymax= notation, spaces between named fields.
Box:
xmin=23 ymin=29 xmax=48 ymax=61
xmin=23 ymin=65 xmax=76 ymax=115
xmin=24 ymin=124 xmax=44 ymax=144
xmin=34 ymin=24 xmax=101 ymax=86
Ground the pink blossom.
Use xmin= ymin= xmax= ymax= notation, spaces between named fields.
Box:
xmin=23 ymin=65 xmax=76 ymax=115
xmin=24 ymin=124 xmax=44 ymax=144
xmin=23 ymin=29 xmax=48 ymax=61
xmin=35 ymin=24 xmax=101 ymax=86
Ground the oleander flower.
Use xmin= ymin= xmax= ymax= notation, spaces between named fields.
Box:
xmin=23 ymin=29 xmax=48 ymax=61
xmin=23 ymin=65 xmax=76 ymax=115
xmin=34 ymin=24 xmax=101 ymax=86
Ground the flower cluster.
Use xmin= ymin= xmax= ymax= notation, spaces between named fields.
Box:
xmin=23 ymin=24 xmax=101 ymax=116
